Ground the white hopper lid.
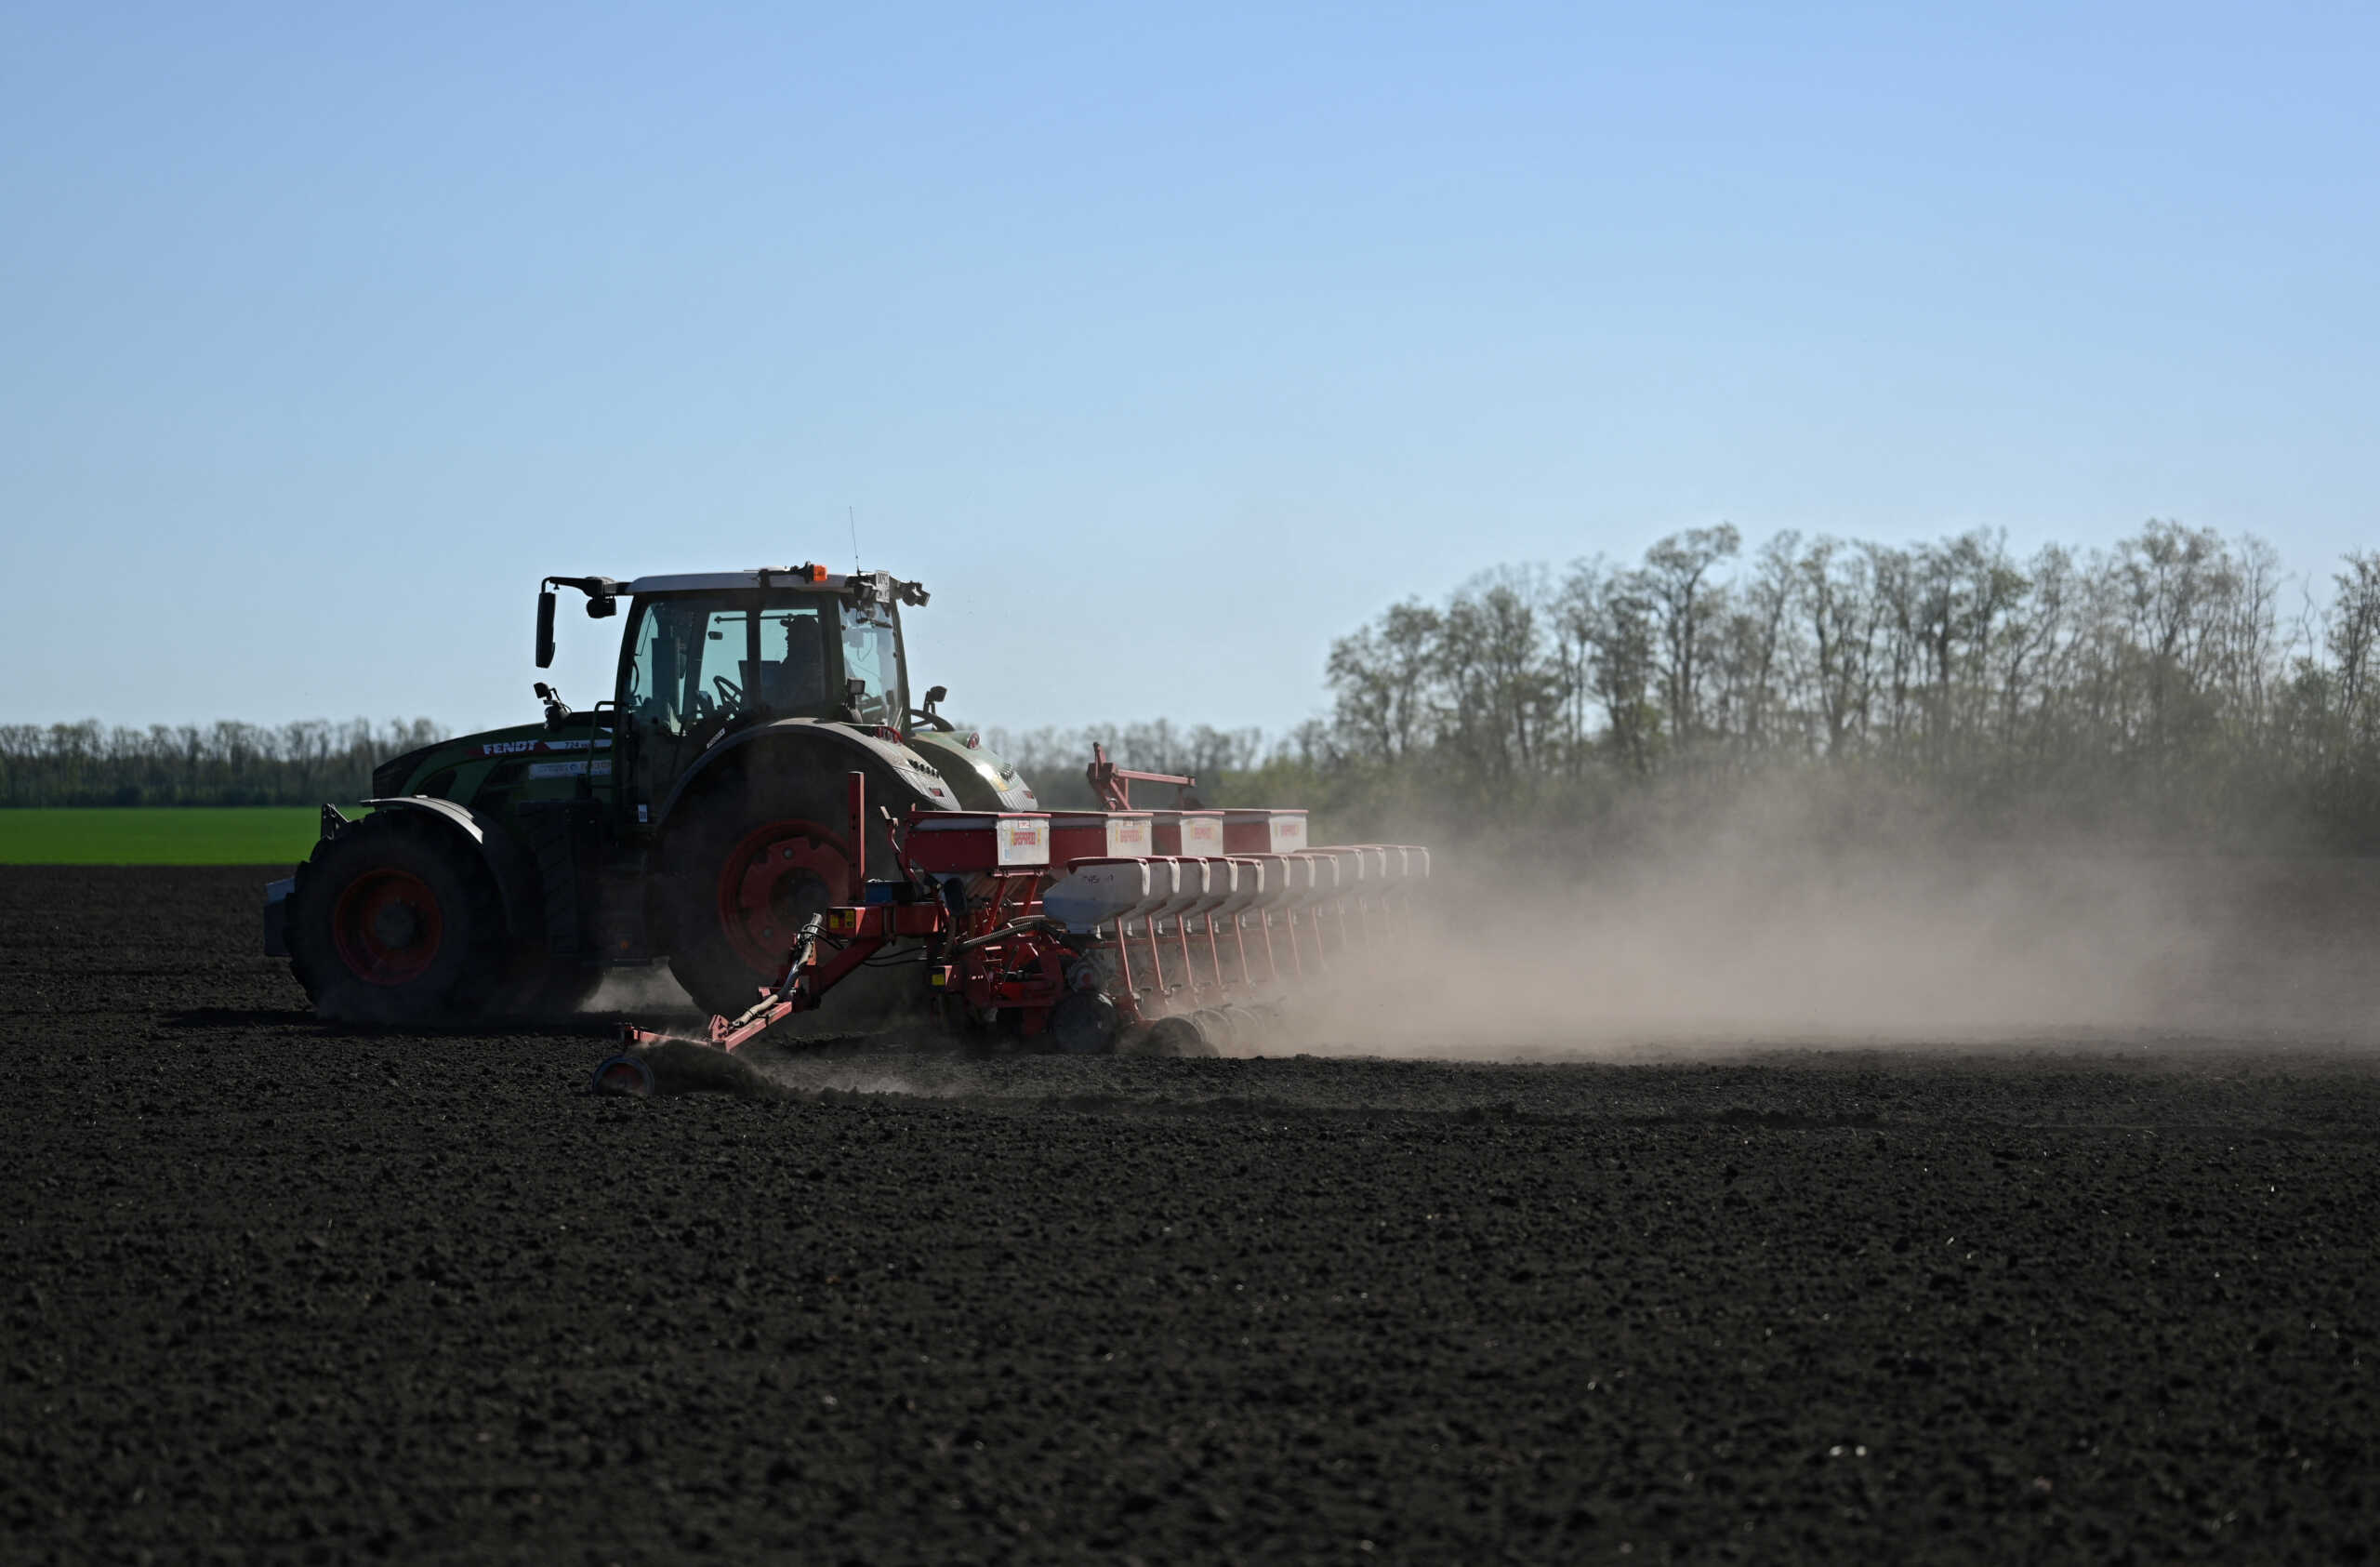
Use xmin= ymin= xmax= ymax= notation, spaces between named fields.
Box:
xmin=1313 ymin=846 xmax=1366 ymax=885
xmin=1040 ymin=857 xmax=1153 ymax=934
xmin=1157 ymin=857 xmax=1208 ymax=920
xmin=1188 ymin=857 xmax=1237 ymax=919
xmin=1214 ymin=857 xmax=1264 ymax=919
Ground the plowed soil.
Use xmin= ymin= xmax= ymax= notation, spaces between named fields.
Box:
xmin=7 ymin=867 xmax=2379 ymax=1563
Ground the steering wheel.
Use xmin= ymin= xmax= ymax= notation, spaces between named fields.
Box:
xmin=682 ymin=684 xmax=736 ymax=752
xmin=711 ymin=673 xmax=744 ymax=710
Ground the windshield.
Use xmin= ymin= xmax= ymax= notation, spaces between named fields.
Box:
xmin=626 ymin=593 xmax=835 ymax=729
xmin=840 ymin=602 xmax=903 ymax=726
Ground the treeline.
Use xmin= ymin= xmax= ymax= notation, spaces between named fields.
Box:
xmin=993 ymin=522 xmax=2380 ymax=850
xmin=0 ymin=720 xmax=445 ymax=806
xmin=1288 ymin=521 xmax=2380 ymax=847
xmin=25 ymin=519 xmax=2380 ymax=848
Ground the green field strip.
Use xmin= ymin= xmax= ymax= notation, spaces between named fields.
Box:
xmin=0 ymin=807 xmax=332 ymax=865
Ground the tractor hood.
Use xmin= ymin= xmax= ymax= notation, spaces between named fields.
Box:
xmin=372 ymin=741 xmax=444 ymax=799
xmin=368 ymin=721 xmax=615 ymax=800
xmin=906 ymin=727 xmax=1038 ymax=813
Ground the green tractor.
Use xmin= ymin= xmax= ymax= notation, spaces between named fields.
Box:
xmin=263 ymin=564 xmax=1036 ymax=1023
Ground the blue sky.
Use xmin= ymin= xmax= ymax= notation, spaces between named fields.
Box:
xmin=5 ymin=1 xmax=2373 ymax=737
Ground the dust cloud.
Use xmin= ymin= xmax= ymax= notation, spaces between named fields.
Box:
xmin=1284 ymin=784 xmax=2380 ymax=1061
xmin=586 ymin=963 xmax=701 ymax=1015
xmin=624 ymin=1037 xmax=963 ymax=1100
xmin=588 ymin=778 xmax=2380 ymax=1067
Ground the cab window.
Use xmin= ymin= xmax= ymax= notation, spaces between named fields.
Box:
xmin=758 ymin=605 xmax=831 ymax=713
xmin=626 ymin=599 xmax=712 ymax=733
xmin=626 ymin=593 xmax=838 ymax=729
xmin=840 ymin=603 xmax=902 ymax=725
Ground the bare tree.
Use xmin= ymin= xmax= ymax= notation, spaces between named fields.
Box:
xmin=2327 ymin=552 xmax=2380 ymax=749
xmin=1639 ymin=525 xmax=1740 ymax=747
xmin=1014 ymin=521 xmax=2380 ymax=845
xmin=1326 ymin=600 xmax=1442 ymax=763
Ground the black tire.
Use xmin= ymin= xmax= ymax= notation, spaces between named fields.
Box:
xmin=659 ymin=757 xmax=907 ymax=1019
xmin=933 ymin=991 xmax=998 ymax=1048
xmin=1047 ymin=991 xmax=1120 ymax=1055
xmin=287 ymin=812 xmax=507 ymax=1025
xmin=1215 ymin=1002 xmax=1268 ymax=1052
xmin=1132 ymin=1015 xmax=1213 ymax=1058
xmin=1190 ymin=1006 xmax=1238 ymax=1052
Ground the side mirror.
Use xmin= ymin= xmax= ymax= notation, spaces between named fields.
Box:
xmin=536 ymin=590 xmax=557 ymax=669
xmin=909 ymin=684 xmax=954 ymax=733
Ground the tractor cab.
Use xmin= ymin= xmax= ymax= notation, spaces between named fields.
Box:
xmin=599 ymin=566 xmax=913 ymax=728
xmin=592 ymin=568 xmax=911 ymax=816
xmin=537 ymin=565 xmax=1034 ymax=825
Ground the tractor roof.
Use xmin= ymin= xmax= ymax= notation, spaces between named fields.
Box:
xmin=627 ymin=568 xmax=852 ymax=595
xmin=620 ymin=567 xmax=930 ymax=608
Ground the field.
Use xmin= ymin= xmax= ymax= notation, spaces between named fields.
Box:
xmin=7 ymin=865 xmax=2380 ymax=1562
xmin=0 ymin=806 xmax=326 ymax=865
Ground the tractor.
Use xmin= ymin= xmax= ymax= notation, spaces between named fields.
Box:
xmin=263 ymin=564 xmax=1033 ymax=1024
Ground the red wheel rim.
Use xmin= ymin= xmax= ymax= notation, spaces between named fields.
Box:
xmin=330 ymin=868 xmax=445 ymax=986
xmin=716 ymin=818 xmax=850 ymax=976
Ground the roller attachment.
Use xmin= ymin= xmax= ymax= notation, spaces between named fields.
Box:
xmin=590 ymin=1055 xmax=657 ymax=1097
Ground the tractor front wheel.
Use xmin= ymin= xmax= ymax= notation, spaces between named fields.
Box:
xmin=287 ymin=813 xmax=506 ymax=1025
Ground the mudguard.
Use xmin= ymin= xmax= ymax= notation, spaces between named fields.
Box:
xmin=354 ymin=795 xmax=548 ymax=944
xmin=653 ymin=718 xmax=959 ymax=835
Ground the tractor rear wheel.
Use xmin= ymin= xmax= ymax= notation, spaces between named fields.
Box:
xmin=287 ymin=813 xmax=506 ymax=1025
xmin=660 ymin=765 xmax=903 ymax=1019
